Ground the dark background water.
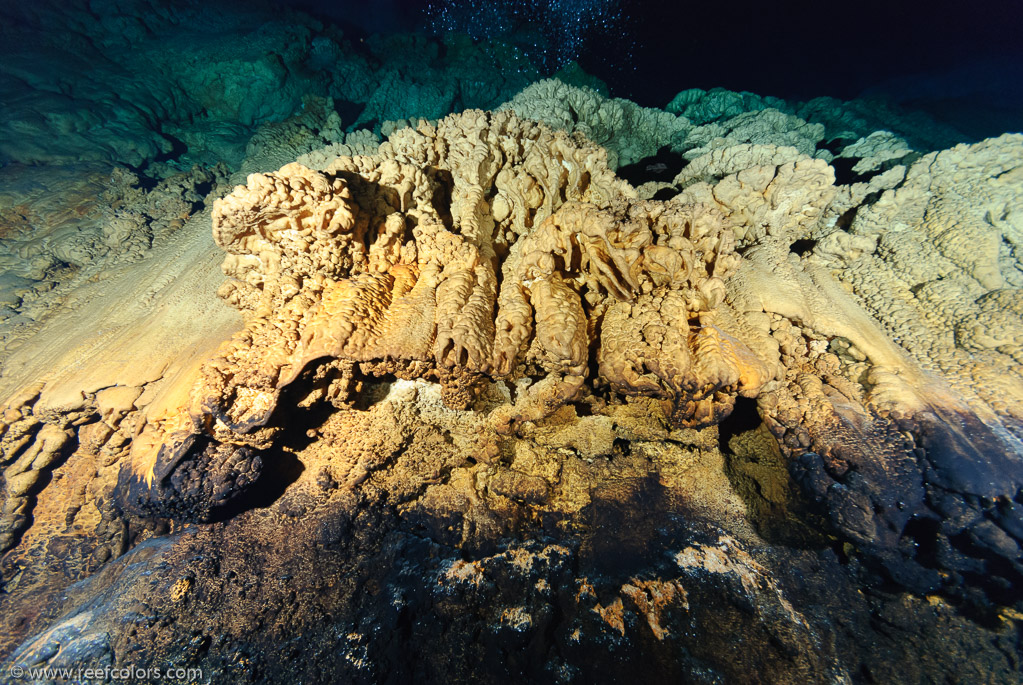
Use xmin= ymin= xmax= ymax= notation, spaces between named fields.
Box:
xmin=289 ymin=0 xmax=1023 ymax=136
xmin=287 ymin=0 xmax=1023 ymax=100
xmin=0 ymin=0 xmax=1018 ymax=165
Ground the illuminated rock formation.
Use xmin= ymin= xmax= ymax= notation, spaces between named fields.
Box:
xmin=672 ymin=135 xmax=1023 ymax=606
xmin=0 ymin=41 xmax=1021 ymax=676
xmin=120 ymin=111 xmax=771 ymax=519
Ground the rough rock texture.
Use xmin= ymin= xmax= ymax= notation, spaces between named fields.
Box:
xmin=2 ymin=71 xmax=1022 ymax=682
xmin=0 ymin=0 xmax=336 ymax=168
xmin=667 ymin=87 xmax=789 ymax=125
xmin=121 ymin=111 xmax=770 ymax=521
xmin=679 ymin=108 xmax=828 ymax=162
xmin=793 ymin=96 xmax=969 ymax=153
xmin=4 ymin=378 xmax=1021 ymax=683
xmin=666 ymin=87 xmax=969 ymax=154
xmin=661 ymin=134 xmax=1023 ymax=614
xmin=830 ymin=135 xmax=1023 ymax=421
xmin=0 ymin=0 xmax=547 ymax=176
xmin=501 ymin=79 xmax=692 ymax=169
xmin=0 ymin=161 xmax=230 ymax=362
xmin=347 ymin=33 xmax=541 ymax=133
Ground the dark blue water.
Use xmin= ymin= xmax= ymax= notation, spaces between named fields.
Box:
xmin=290 ymin=0 xmax=1023 ymax=138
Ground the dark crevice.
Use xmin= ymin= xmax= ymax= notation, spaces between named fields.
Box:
xmin=834 ymin=205 xmax=859 ymax=232
xmin=123 ymin=165 xmax=158 ymax=191
xmin=154 ymin=132 xmax=188 ymax=164
xmin=901 ymin=517 xmax=941 ymax=568
xmin=723 ymin=402 xmax=833 ymax=548
xmin=209 ymin=450 xmax=304 ymax=523
xmin=333 ymin=99 xmax=365 ymax=127
xmin=789 ymin=238 xmax=817 ymax=256
xmin=207 ymin=366 xmax=402 ymax=521
xmin=830 ymin=157 xmax=867 ymax=186
xmin=402 ymin=213 xmax=418 ymax=245
xmin=194 ymin=178 xmax=215 ymax=198
xmin=615 ymin=146 xmax=686 ymax=187
xmin=578 ymin=170 xmax=591 ymax=196
xmin=898 ymin=151 xmax=925 ymax=170
xmin=718 ymin=396 xmax=762 ymax=452
xmin=817 ymin=136 xmax=855 ymax=156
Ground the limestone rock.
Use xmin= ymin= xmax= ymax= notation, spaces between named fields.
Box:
xmin=501 ymin=79 xmax=692 ymax=169
xmin=123 ymin=111 xmax=771 ymax=518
